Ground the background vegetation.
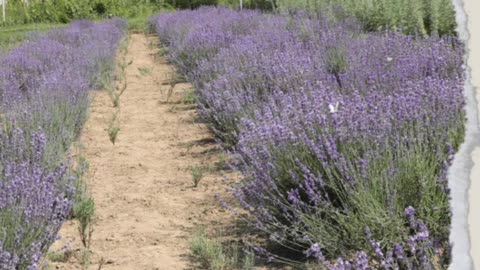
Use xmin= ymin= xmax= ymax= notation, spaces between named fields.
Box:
xmin=0 ymin=23 xmax=63 ymax=51
xmin=0 ymin=0 xmax=276 ymax=25
xmin=0 ymin=0 xmax=172 ymax=25
xmin=1 ymin=0 xmax=457 ymax=36
xmin=276 ymin=0 xmax=457 ymax=36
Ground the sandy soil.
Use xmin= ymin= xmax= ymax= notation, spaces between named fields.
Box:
xmin=48 ymin=33 xmax=238 ymax=270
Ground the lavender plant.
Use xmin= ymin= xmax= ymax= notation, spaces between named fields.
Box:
xmin=150 ymin=7 xmax=464 ymax=268
xmin=0 ymin=127 xmax=73 ymax=270
xmin=276 ymin=0 xmax=457 ymax=36
xmin=149 ymin=7 xmax=262 ymax=77
xmin=0 ymin=18 xmax=126 ymax=269
xmin=305 ymin=207 xmax=448 ymax=269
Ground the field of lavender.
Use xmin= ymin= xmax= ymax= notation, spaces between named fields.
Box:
xmin=0 ymin=19 xmax=126 ymax=269
xmin=150 ymin=7 xmax=465 ymax=269
xmin=276 ymin=0 xmax=457 ymax=36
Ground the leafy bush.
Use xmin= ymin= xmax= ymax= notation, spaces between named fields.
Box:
xmin=1 ymin=0 xmax=169 ymax=25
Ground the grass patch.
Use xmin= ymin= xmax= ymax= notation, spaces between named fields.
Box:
xmin=182 ymin=89 xmax=196 ymax=104
xmin=127 ymin=16 xmax=150 ymax=32
xmin=0 ymin=23 xmax=64 ymax=51
xmin=108 ymin=125 xmax=120 ymax=145
xmin=138 ymin=66 xmax=152 ymax=76
xmin=190 ymin=230 xmax=255 ymax=270
xmin=47 ymin=249 xmax=72 ymax=263
xmin=214 ymin=153 xmax=228 ymax=171
xmin=191 ymin=165 xmax=204 ymax=188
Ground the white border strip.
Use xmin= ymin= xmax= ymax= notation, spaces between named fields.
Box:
xmin=449 ymin=0 xmax=479 ymax=269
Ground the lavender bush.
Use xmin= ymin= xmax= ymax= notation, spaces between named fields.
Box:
xmin=306 ymin=207 xmax=448 ymax=270
xmin=149 ymin=7 xmax=262 ymax=77
xmin=0 ymin=19 xmax=126 ymax=269
xmin=150 ymin=7 xmax=465 ymax=268
xmin=276 ymin=0 xmax=457 ymax=36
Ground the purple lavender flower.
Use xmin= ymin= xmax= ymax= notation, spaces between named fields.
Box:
xmin=353 ymin=251 xmax=369 ymax=270
xmin=305 ymin=243 xmax=325 ymax=262
xmin=150 ymin=7 xmax=463 ymax=269
xmin=0 ymin=18 xmax=126 ymax=269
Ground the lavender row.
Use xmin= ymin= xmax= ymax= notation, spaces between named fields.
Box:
xmin=150 ymin=7 xmax=464 ymax=269
xmin=0 ymin=19 xmax=126 ymax=269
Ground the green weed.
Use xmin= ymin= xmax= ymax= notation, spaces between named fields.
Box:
xmin=182 ymin=89 xmax=196 ymax=104
xmin=138 ymin=66 xmax=152 ymax=76
xmin=191 ymin=165 xmax=204 ymax=188
xmin=111 ymin=92 xmax=121 ymax=108
xmin=158 ymin=47 xmax=169 ymax=57
xmin=191 ymin=232 xmax=230 ymax=270
xmin=47 ymin=250 xmax=72 ymax=263
xmin=69 ymin=147 xmax=95 ymax=270
xmin=108 ymin=126 xmax=120 ymax=145
xmin=215 ymin=153 xmax=228 ymax=171
xmin=190 ymin=230 xmax=256 ymax=270
xmin=70 ymin=151 xmax=90 ymax=218
xmin=107 ymin=110 xmax=120 ymax=145
xmin=80 ymin=249 xmax=91 ymax=270
xmin=74 ymin=197 xmax=95 ymax=249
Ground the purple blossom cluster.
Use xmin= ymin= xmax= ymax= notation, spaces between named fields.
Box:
xmin=150 ymin=7 xmax=464 ymax=269
xmin=149 ymin=7 xmax=262 ymax=76
xmin=0 ymin=19 xmax=126 ymax=269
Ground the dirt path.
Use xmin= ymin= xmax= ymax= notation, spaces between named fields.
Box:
xmin=50 ymin=33 xmax=234 ymax=270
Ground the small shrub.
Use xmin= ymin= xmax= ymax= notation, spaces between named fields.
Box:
xmin=191 ymin=165 xmax=204 ymax=188
xmin=70 ymin=153 xmax=90 ymax=219
xmin=108 ymin=112 xmax=120 ymax=145
xmin=138 ymin=66 xmax=152 ymax=76
xmin=190 ymin=231 xmax=255 ymax=270
xmin=183 ymin=89 xmax=196 ymax=104
xmin=191 ymin=232 xmax=229 ymax=270
xmin=80 ymin=249 xmax=91 ymax=270
xmin=112 ymin=93 xmax=120 ymax=107
xmin=108 ymin=126 xmax=120 ymax=145
xmin=74 ymin=197 xmax=95 ymax=249
xmin=47 ymin=250 xmax=72 ymax=263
